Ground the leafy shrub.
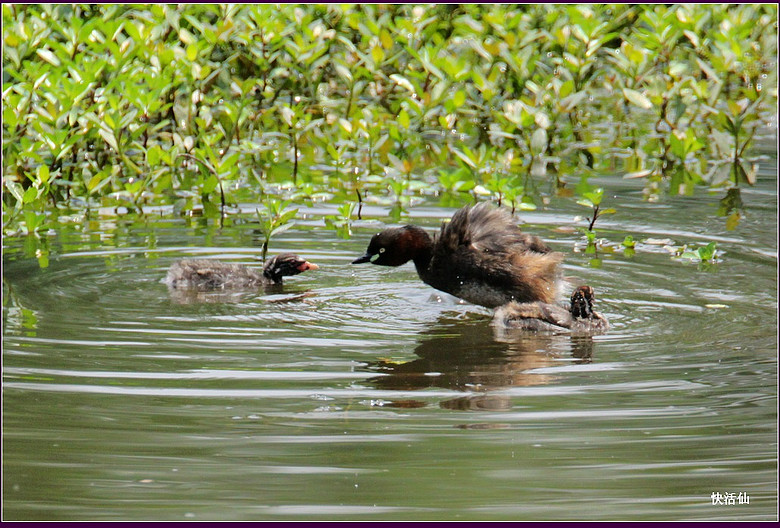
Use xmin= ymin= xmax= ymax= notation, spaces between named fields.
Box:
xmin=2 ymin=4 xmax=776 ymax=238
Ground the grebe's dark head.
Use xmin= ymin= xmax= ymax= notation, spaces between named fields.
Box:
xmin=263 ymin=253 xmax=319 ymax=283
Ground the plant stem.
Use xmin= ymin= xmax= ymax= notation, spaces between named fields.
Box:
xmin=588 ymin=204 xmax=600 ymax=231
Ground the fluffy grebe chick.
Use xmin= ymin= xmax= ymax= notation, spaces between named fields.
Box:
xmin=493 ymin=285 xmax=609 ymax=335
xmin=165 ymin=253 xmax=318 ymax=290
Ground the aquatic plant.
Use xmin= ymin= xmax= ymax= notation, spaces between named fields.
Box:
xmin=2 ymin=4 xmax=776 ymax=243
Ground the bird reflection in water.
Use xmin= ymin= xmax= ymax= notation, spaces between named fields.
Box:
xmin=167 ymin=284 xmax=316 ymax=305
xmin=366 ymin=314 xmax=595 ymax=412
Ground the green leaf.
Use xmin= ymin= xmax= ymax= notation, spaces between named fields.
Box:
xmin=23 ymin=210 xmax=44 ymax=231
xmin=98 ymin=128 xmax=119 ymax=151
xmin=398 ymin=109 xmax=410 ymax=129
xmin=559 ymin=80 xmax=575 ymax=98
xmin=22 ymin=186 xmax=39 ymax=204
xmin=453 ymin=90 xmax=467 ymax=108
xmin=583 ymin=188 xmax=604 ymax=205
xmin=623 ymin=88 xmax=653 ymax=109
xmin=5 ymin=181 xmax=25 ymax=204
xmin=279 ymin=106 xmax=294 ymax=127
xmin=334 ymin=63 xmax=352 ymax=83
xmin=380 ymin=29 xmax=393 ymax=49
xmin=560 ymin=91 xmax=588 ymax=112
xmin=390 ymin=74 xmax=415 ymax=93
xmin=186 ymin=43 xmax=198 ymax=61
xmin=202 ymin=174 xmax=219 ymax=194
xmin=147 ymin=145 xmax=162 ymax=167
xmin=269 ymin=221 xmax=295 ymax=238
xmin=371 ymin=45 xmax=384 ymax=63
xmin=697 ymin=242 xmax=716 ymax=261
xmin=530 ymin=128 xmax=547 ymax=154
xmin=451 ymin=148 xmax=477 ymax=169
xmin=37 ymin=165 xmax=50 ymax=185
xmin=36 ymin=49 xmax=61 ymax=66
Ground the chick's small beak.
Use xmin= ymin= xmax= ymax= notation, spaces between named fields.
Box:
xmin=351 ymin=254 xmax=372 ymax=264
xmin=297 ymin=261 xmax=319 ymax=271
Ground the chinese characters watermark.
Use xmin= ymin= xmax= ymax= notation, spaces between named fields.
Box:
xmin=711 ymin=492 xmax=750 ymax=505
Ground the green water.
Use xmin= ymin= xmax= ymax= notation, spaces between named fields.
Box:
xmin=3 ymin=165 xmax=777 ymax=520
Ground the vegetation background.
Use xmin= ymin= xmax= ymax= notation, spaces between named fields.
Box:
xmin=2 ymin=4 xmax=777 ymax=255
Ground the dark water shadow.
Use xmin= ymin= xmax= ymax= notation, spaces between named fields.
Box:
xmin=365 ymin=313 xmax=596 ymax=412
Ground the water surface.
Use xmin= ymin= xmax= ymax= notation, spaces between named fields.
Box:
xmin=3 ymin=168 xmax=777 ymax=520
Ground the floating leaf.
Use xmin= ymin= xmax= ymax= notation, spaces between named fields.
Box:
xmin=697 ymin=242 xmax=716 ymax=261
